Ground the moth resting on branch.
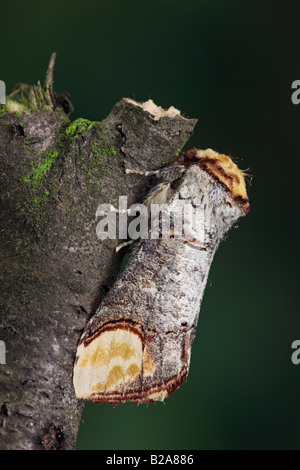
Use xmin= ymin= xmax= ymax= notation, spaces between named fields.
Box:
xmin=73 ymin=148 xmax=250 ymax=404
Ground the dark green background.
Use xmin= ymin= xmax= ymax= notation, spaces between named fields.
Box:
xmin=2 ymin=0 xmax=299 ymax=450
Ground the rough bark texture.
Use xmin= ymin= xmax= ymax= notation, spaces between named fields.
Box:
xmin=0 ymin=56 xmax=197 ymax=450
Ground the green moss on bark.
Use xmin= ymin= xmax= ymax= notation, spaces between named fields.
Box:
xmin=65 ymin=118 xmax=96 ymax=138
xmin=5 ymin=83 xmax=53 ymax=115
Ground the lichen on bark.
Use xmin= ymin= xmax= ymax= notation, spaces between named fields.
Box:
xmin=0 ymin=54 xmax=197 ymax=450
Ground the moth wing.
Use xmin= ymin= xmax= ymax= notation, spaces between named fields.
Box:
xmin=73 ymin=317 xmax=191 ymax=404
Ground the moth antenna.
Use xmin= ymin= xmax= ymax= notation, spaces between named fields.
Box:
xmin=115 ymin=240 xmax=135 ymax=253
xmin=125 ymin=168 xmax=161 ymax=176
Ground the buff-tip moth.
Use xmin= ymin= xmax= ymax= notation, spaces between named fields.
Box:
xmin=73 ymin=148 xmax=250 ymax=404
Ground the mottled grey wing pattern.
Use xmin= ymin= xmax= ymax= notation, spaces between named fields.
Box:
xmin=73 ymin=149 xmax=249 ymax=404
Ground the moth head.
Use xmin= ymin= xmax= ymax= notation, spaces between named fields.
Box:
xmin=173 ymin=148 xmax=250 ymax=215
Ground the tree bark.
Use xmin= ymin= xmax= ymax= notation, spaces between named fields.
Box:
xmin=0 ymin=55 xmax=197 ymax=449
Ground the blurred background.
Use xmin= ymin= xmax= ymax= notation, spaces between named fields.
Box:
xmin=2 ymin=0 xmax=299 ymax=450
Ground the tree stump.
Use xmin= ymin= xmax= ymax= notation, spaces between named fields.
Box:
xmin=0 ymin=54 xmax=197 ymax=449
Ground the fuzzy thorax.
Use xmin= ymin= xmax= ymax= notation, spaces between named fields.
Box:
xmin=174 ymin=148 xmax=250 ymax=214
